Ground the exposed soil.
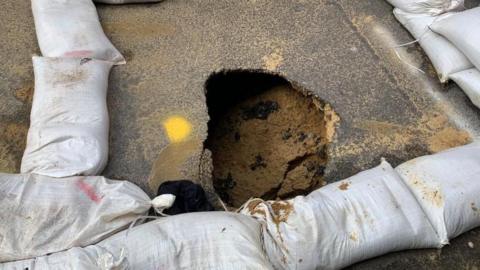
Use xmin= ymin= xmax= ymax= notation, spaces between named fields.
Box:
xmin=148 ymin=139 xmax=204 ymax=192
xmin=205 ymin=70 xmax=337 ymax=207
xmin=334 ymin=111 xmax=472 ymax=169
xmin=0 ymin=122 xmax=28 ymax=173
xmin=14 ymin=85 xmax=33 ymax=104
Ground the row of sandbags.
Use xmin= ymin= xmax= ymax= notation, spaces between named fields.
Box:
xmin=243 ymin=143 xmax=480 ymax=269
xmin=0 ymin=0 xmax=173 ymax=265
xmin=24 ymin=0 xmax=164 ymax=177
xmin=387 ymin=0 xmax=480 ymax=108
xmin=24 ymin=0 xmax=123 ymax=177
xmin=0 ymin=0 xmax=180 ymax=266
xmin=2 ymin=143 xmax=480 ymax=269
xmin=31 ymin=0 xmax=165 ymax=64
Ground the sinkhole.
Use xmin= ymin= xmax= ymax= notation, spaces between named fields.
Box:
xmin=205 ymin=70 xmax=338 ymax=207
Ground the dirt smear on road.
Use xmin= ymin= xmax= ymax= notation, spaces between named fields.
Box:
xmin=336 ymin=112 xmax=471 ymax=157
xmin=0 ymin=122 xmax=28 ymax=173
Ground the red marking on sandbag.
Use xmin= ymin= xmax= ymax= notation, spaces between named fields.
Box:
xmin=76 ymin=178 xmax=102 ymax=203
xmin=63 ymin=50 xmax=93 ymax=58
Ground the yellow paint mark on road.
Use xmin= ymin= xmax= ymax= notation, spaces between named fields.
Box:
xmin=163 ymin=116 xmax=192 ymax=143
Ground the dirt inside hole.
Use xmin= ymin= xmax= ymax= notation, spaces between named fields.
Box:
xmin=205 ymin=70 xmax=338 ymax=207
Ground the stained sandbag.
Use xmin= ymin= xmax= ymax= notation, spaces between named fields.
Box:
xmin=32 ymin=0 xmax=125 ymax=64
xmin=0 ymin=173 xmax=161 ymax=263
xmin=241 ymin=160 xmax=442 ymax=270
xmin=21 ymin=57 xmax=111 ymax=177
xmin=430 ymin=7 xmax=480 ymax=71
xmin=393 ymin=8 xmax=472 ymax=82
xmin=450 ymin=68 xmax=480 ymax=108
xmin=386 ymin=0 xmax=464 ymax=15
xmin=396 ymin=143 xmax=480 ymax=244
xmin=1 ymin=213 xmax=273 ymax=270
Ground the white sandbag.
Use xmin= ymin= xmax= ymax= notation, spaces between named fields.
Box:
xmin=450 ymin=68 xmax=480 ymax=108
xmin=0 ymin=173 xmax=158 ymax=262
xmin=1 ymin=213 xmax=273 ymax=270
xmin=99 ymin=212 xmax=272 ymax=269
xmin=386 ymin=0 xmax=464 ymax=15
xmin=396 ymin=143 xmax=480 ymax=244
xmin=430 ymin=7 xmax=480 ymax=71
xmin=32 ymin=0 xmax=125 ymax=64
xmin=21 ymin=57 xmax=111 ymax=177
xmin=241 ymin=160 xmax=442 ymax=270
xmin=95 ymin=0 xmax=162 ymax=4
xmin=0 ymin=246 xmax=120 ymax=270
xmin=393 ymin=8 xmax=472 ymax=82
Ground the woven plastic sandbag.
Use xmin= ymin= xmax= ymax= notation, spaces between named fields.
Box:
xmin=32 ymin=0 xmax=125 ymax=64
xmin=386 ymin=0 xmax=464 ymax=15
xmin=21 ymin=57 xmax=111 ymax=177
xmin=0 ymin=173 xmax=153 ymax=262
xmin=450 ymin=68 xmax=480 ymax=108
xmin=396 ymin=143 xmax=480 ymax=244
xmin=393 ymin=8 xmax=472 ymax=82
xmin=0 ymin=212 xmax=273 ymax=270
xmin=241 ymin=160 xmax=442 ymax=270
xmin=430 ymin=7 xmax=480 ymax=71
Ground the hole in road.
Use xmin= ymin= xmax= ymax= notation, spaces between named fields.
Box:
xmin=205 ymin=70 xmax=338 ymax=207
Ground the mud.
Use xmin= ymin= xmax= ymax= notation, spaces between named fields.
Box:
xmin=206 ymin=70 xmax=337 ymax=207
xmin=262 ymin=48 xmax=284 ymax=71
xmin=52 ymin=68 xmax=87 ymax=87
xmin=408 ymin=174 xmax=444 ymax=207
xmin=338 ymin=181 xmax=350 ymax=191
xmin=333 ymin=111 xmax=472 ymax=170
xmin=148 ymin=139 xmax=204 ymax=192
xmin=0 ymin=84 xmax=32 ymax=173
xmin=270 ymin=200 xmax=294 ymax=225
xmin=0 ymin=122 xmax=28 ymax=173
xmin=101 ymin=20 xmax=176 ymax=39
xmin=246 ymin=199 xmax=267 ymax=217
xmin=14 ymin=85 xmax=33 ymax=104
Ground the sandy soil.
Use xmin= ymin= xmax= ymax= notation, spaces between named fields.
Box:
xmin=207 ymin=83 xmax=337 ymax=207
